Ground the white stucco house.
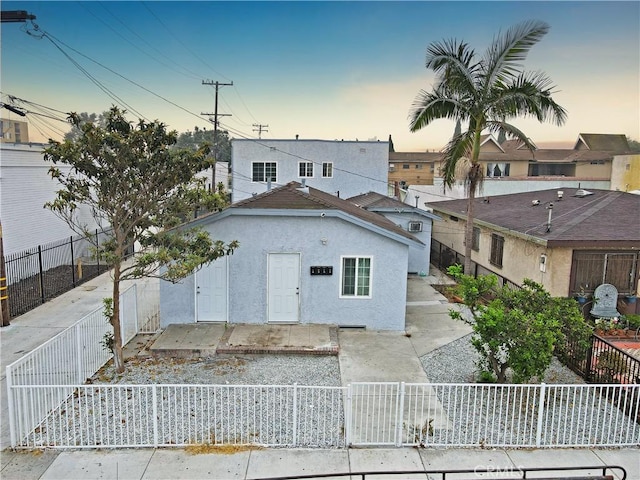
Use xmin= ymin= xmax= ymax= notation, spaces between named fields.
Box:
xmin=160 ymin=182 xmax=424 ymax=331
xmin=0 ymin=142 xmax=101 ymax=255
xmin=347 ymin=191 xmax=440 ymax=275
xmin=230 ymin=138 xmax=389 ymax=203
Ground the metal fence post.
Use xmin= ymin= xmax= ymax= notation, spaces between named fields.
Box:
xmin=292 ymin=383 xmax=298 ymax=447
xmin=396 ymin=382 xmax=406 ymax=446
xmin=6 ymin=366 xmax=17 ymax=447
xmin=345 ymin=384 xmax=352 ymax=446
xmin=535 ymin=383 xmax=547 ymax=447
xmin=95 ymin=229 xmax=100 ymax=270
xmin=585 ymin=336 xmax=595 ymax=383
xmin=37 ymin=245 xmax=45 ymax=304
xmin=133 ymin=283 xmax=139 ymax=334
xmin=76 ymin=323 xmax=83 ymax=384
xmin=70 ymin=236 xmax=76 ymax=287
xmin=152 ymin=385 xmax=158 ymax=447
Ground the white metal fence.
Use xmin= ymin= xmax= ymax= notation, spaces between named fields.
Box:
xmin=6 ymin=284 xmax=139 ymax=447
xmin=8 ymin=380 xmax=639 ymax=449
xmin=6 ymin=282 xmax=639 ymax=449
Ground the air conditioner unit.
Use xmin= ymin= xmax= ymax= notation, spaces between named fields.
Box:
xmin=408 ymin=221 xmax=423 ymax=233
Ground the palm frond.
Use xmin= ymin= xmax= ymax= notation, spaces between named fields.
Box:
xmin=408 ymin=88 xmax=461 ymax=132
xmin=482 ymin=20 xmax=550 ymax=89
xmin=490 ymin=71 xmax=567 ymax=126
xmin=440 ymin=131 xmax=475 ymax=189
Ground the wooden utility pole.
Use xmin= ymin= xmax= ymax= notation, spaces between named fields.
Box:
xmin=0 ymin=221 xmax=10 ymax=326
xmin=252 ymin=123 xmax=269 ymax=139
xmin=201 ymin=80 xmax=233 ymax=188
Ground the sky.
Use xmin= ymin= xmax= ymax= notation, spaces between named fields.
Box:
xmin=1 ymin=1 xmax=639 ymax=151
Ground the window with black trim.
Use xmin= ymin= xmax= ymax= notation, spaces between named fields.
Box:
xmin=299 ymin=162 xmax=314 ymax=178
xmin=472 ymin=227 xmax=480 ymax=251
xmin=490 ymin=233 xmax=504 ymax=267
xmin=322 ymin=162 xmax=333 ymax=178
xmin=252 ymin=162 xmax=277 ymax=182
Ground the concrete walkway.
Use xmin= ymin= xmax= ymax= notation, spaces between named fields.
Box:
xmin=1 ymin=446 xmax=637 ymax=479
xmin=1 ymin=268 xmax=637 ymax=479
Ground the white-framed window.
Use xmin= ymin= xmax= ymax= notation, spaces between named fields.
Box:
xmin=340 ymin=256 xmax=372 ymax=298
xmin=299 ymin=161 xmax=314 ymax=178
xmin=252 ymin=162 xmax=277 ymax=182
xmin=322 ymin=162 xmax=333 ymax=178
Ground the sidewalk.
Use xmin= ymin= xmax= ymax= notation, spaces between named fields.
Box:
xmin=1 ymin=446 xmax=638 ymax=479
xmin=1 ymin=269 xmax=638 ymax=479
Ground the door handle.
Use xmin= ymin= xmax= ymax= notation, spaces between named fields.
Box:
xmin=296 ymin=287 xmax=299 ymax=295
xmin=196 ymin=286 xmax=201 ymax=294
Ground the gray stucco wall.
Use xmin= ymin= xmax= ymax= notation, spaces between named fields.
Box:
xmin=160 ymin=214 xmax=409 ymax=331
xmin=378 ymin=211 xmax=432 ymax=274
xmin=231 ymin=139 xmax=389 ymax=202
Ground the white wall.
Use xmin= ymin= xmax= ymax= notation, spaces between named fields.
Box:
xmin=0 ymin=144 xmax=101 ymax=255
xmin=231 ymin=139 xmax=389 ymax=202
xmin=161 ymin=213 xmax=410 ymax=331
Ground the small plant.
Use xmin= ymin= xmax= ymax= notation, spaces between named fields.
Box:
xmin=596 ymin=350 xmax=629 ymax=383
xmin=100 ymin=298 xmax=115 ymax=353
xmin=405 ymin=418 xmax=434 ymax=446
xmin=623 ymin=314 xmax=640 ymax=330
xmin=478 ymin=370 xmax=497 ymax=383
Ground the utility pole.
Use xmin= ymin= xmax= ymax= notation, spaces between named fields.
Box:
xmin=252 ymin=123 xmax=269 ymax=139
xmin=201 ymin=80 xmax=233 ymax=189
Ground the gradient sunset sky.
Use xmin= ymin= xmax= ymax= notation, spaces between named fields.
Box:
xmin=2 ymin=1 xmax=638 ymax=151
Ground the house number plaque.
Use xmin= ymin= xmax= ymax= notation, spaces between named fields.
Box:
xmin=310 ymin=266 xmax=333 ymax=275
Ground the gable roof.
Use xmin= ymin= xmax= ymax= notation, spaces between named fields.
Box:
xmin=574 ymin=134 xmax=630 ymax=151
xmin=194 ymin=182 xmax=423 ymax=246
xmin=347 ymin=191 xmax=441 ymax=221
xmin=427 ymin=188 xmax=640 ymax=248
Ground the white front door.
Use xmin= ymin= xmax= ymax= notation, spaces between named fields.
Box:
xmin=268 ymin=253 xmax=300 ymax=323
xmin=196 ymin=257 xmax=228 ymax=322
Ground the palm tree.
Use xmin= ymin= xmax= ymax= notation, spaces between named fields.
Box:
xmin=409 ymin=20 xmax=567 ymax=275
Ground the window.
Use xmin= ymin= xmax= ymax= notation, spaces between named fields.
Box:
xmin=486 ymin=163 xmax=510 ymax=178
xmin=298 ymin=162 xmax=313 ymax=178
xmin=341 ymin=257 xmax=371 ymax=297
xmin=472 ymin=227 xmax=480 ymax=251
xmin=415 ymin=164 xmax=423 ymax=169
xmin=402 ymin=164 xmax=410 ymax=169
xmin=490 ymin=234 xmax=504 ymax=267
xmin=14 ymin=123 xmax=21 ymax=143
xmin=528 ymin=163 xmax=575 ymax=177
xmin=322 ymin=162 xmax=333 ymax=178
xmin=430 ymin=164 xmax=435 ymax=174
xmin=252 ymin=162 xmax=277 ymax=182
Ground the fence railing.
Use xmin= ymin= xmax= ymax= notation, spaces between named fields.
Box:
xmin=8 ymin=380 xmax=639 ymax=449
xmin=6 ymin=284 xmax=138 ymax=447
xmin=4 ymin=230 xmax=112 ymax=317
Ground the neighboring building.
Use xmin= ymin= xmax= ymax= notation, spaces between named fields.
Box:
xmin=161 ymin=182 xmax=424 ymax=331
xmin=231 ymin=139 xmax=389 ymax=202
xmin=0 ymin=143 xmax=100 ymax=255
xmin=388 ymin=151 xmax=439 ymax=187
xmin=347 ymin=191 xmax=440 ymax=274
xmin=427 ymin=188 xmax=640 ymax=307
xmin=0 ymin=118 xmax=29 ymax=144
xmin=402 ymin=133 xmax=639 ymax=208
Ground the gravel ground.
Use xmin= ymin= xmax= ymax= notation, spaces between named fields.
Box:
xmin=419 ymin=334 xmax=639 ymax=447
xmin=93 ymin=354 xmax=342 ymax=386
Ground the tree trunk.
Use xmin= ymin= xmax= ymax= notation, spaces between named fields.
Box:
xmin=111 ymin=262 xmax=125 ymax=373
xmin=463 ymin=183 xmax=475 ymax=276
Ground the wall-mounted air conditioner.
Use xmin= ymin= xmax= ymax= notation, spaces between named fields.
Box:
xmin=408 ymin=221 xmax=423 ymax=233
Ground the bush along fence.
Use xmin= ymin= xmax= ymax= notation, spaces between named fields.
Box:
xmin=3 ymin=230 xmax=112 ymax=318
